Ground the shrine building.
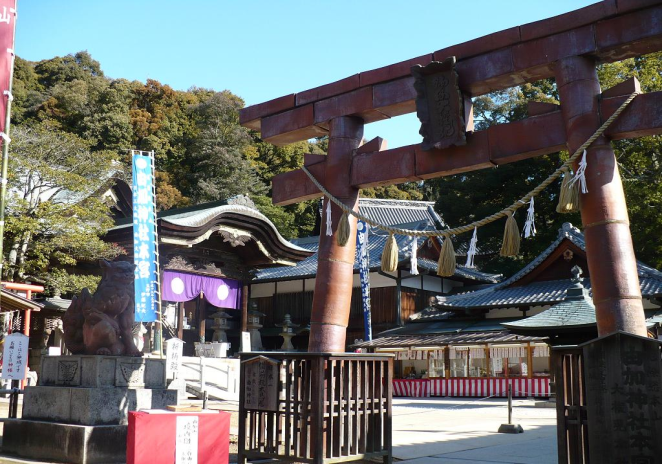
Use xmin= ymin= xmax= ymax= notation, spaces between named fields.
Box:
xmin=250 ymin=197 xmax=500 ymax=349
xmin=104 ymin=195 xmax=313 ymax=356
xmin=352 ymin=223 xmax=662 ymax=398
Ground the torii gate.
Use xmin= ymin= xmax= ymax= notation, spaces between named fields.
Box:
xmin=241 ymin=0 xmax=662 ymax=352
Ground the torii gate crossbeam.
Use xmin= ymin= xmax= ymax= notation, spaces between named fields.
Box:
xmin=241 ymin=0 xmax=662 ymax=352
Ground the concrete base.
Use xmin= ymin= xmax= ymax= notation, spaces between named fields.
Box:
xmin=40 ymin=355 xmax=166 ymax=388
xmin=498 ymin=423 xmax=524 ymax=434
xmin=2 ymin=419 xmax=126 ymax=464
xmin=22 ymin=385 xmax=178 ymax=426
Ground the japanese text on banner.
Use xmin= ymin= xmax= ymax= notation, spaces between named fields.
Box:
xmin=357 ymin=220 xmax=372 ymax=341
xmin=132 ymin=153 xmax=157 ymax=322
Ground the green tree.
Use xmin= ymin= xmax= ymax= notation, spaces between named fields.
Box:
xmin=3 ymin=124 xmax=124 ymax=295
xmin=428 ymin=53 xmax=662 ymax=274
xmin=184 ymin=91 xmax=267 ymax=203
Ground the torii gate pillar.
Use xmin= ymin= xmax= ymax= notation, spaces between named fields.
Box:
xmin=555 ymin=56 xmax=647 ymax=337
xmin=308 ymin=116 xmax=364 ymax=352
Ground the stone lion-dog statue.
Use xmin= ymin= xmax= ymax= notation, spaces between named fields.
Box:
xmin=63 ymin=260 xmax=143 ymax=356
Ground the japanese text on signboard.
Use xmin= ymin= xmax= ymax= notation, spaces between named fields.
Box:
xmin=243 ymin=356 xmax=279 ymax=412
xmin=1 ymin=333 xmax=28 ymax=380
xmin=175 ymin=415 xmax=198 ymax=464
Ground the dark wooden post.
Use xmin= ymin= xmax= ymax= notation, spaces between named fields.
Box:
xmin=241 ymin=284 xmax=249 ymax=333
xmin=527 ymin=343 xmax=533 ymax=379
xmin=555 ymin=56 xmax=647 ymax=338
xmin=309 ymin=116 xmax=364 ymax=352
xmin=396 ymin=270 xmax=403 ymax=326
xmin=197 ymin=297 xmax=206 ymax=343
xmin=177 ymin=302 xmax=184 ymax=340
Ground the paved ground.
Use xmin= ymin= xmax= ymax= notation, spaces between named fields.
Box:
xmin=391 ymin=397 xmax=557 ymax=464
xmin=0 ymin=396 xmax=557 ymax=463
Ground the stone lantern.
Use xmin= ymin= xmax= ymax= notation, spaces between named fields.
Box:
xmin=279 ymin=314 xmax=299 ymax=351
xmin=247 ymin=303 xmax=265 ymax=351
xmin=211 ymin=310 xmax=232 ymax=343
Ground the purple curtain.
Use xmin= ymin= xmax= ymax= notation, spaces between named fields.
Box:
xmin=161 ymin=271 xmax=241 ymax=309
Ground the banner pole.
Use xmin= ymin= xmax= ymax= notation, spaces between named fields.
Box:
xmin=150 ymin=150 xmax=164 ymax=358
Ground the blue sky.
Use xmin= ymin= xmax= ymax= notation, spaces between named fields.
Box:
xmin=16 ymin=1 xmax=595 ymax=148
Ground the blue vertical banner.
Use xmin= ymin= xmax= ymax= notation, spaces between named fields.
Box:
xmin=132 ymin=152 xmax=157 ymax=322
xmin=357 ymin=220 xmax=372 ymax=341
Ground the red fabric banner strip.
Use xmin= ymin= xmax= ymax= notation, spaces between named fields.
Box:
xmin=396 ymin=378 xmax=550 ymax=398
xmin=0 ymin=0 xmax=16 ymax=139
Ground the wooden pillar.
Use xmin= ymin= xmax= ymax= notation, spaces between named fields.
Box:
xmin=21 ymin=309 xmax=31 ymax=390
xmin=22 ymin=309 xmax=30 ymax=336
xmin=396 ymin=270 xmax=403 ymax=326
xmin=308 ymin=116 xmax=364 ymax=352
xmin=527 ymin=343 xmax=533 ymax=379
xmin=444 ymin=347 xmax=450 ymax=379
xmin=555 ymin=56 xmax=646 ymax=338
xmin=485 ymin=346 xmax=491 ymax=377
xmin=197 ymin=296 xmax=206 ymax=343
xmin=177 ymin=302 xmax=184 ymax=340
xmin=241 ymin=284 xmax=249 ymax=333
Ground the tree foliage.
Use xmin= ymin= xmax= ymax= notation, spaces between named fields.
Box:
xmin=4 ymin=124 xmax=124 ymax=294
xmin=429 ymin=52 xmax=662 ymax=274
xmin=6 ymin=49 xmax=660 ymax=296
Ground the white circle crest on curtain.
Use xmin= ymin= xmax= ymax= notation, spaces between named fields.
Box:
xmin=135 ymin=157 xmax=148 ymax=169
xmin=217 ymin=284 xmax=229 ymax=301
xmin=171 ymin=277 xmax=185 ymax=295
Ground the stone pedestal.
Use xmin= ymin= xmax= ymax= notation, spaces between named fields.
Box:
xmin=2 ymin=355 xmax=178 ymax=464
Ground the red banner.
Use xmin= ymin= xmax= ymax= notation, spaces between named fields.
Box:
xmin=0 ymin=0 xmax=16 ymax=142
xmin=393 ymin=377 xmax=551 ymax=398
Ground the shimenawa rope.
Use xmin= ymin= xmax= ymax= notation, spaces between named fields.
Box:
xmin=302 ymin=92 xmax=637 ymax=240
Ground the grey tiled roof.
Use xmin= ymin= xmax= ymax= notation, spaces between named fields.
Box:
xmin=254 ymin=198 xmax=501 ymax=283
xmin=255 ymin=231 xmax=499 ymax=282
xmin=352 ymin=329 xmax=544 ymax=348
xmin=109 ymin=197 xmax=309 ymax=254
xmin=417 ymin=258 xmax=502 ymax=284
xmin=436 ymin=223 xmax=662 ymax=309
xmin=502 ymin=282 xmax=596 ymax=330
xmin=356 ymin=198 xmax=445 ymax=228
xmin=35 ymin=297 xmax=72 ymax=312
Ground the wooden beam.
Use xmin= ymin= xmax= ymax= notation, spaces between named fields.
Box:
xmin=241 ymin=4 xmax=662 ymax=145
xmin=272 ymin=156 xmax=326 ymax=206
xmin=272 ymin=90 xmax=662 ymax=205
xmin=356 ymin=136 xmax=387 ymax=154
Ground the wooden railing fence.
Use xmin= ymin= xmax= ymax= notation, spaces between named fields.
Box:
xmin=553 ymin=347 xmax=589 ymax=464
xmin=238 ymin=352 xmax=393 ymax=464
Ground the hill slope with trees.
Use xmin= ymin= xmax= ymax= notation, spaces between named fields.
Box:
xmin=4 ymin=50 xmax=660 ymax=295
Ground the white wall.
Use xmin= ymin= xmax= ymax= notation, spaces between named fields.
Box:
xmin=485 ymin=305 xmax=557 ymax=318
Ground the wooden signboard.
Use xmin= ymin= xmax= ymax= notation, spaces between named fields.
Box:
xmin=166 ymin=337 xmax=184 ymax=379
xmin=242 ymin=355 xmax=279 ymax=412
xmin=411 ymin=56 xmax=467 ymax=151
xmin=1 ymin=333 xmax=29 ymax=380
xmin=582 ymin=332 xmax=662 ymax=463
